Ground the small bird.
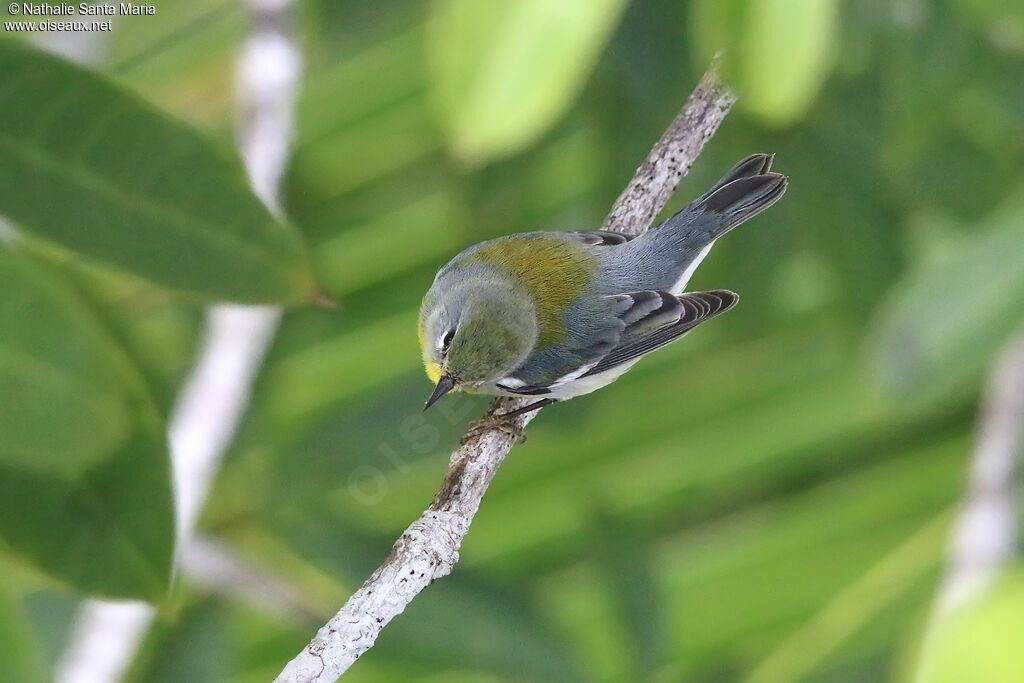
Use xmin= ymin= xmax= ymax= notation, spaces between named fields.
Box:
xmin=419 ymin=154 xmax=787 ymax=420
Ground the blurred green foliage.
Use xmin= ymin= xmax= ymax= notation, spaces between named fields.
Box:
xmin=1 ymin=0 xmax=1023 ymax=680
xmin=0 ymin=40 xmax=314 ymax=304
xmin=428 ymin=0 xmax=629 ymax=163
xmin=692 ymin=0 xmax=840 ymax=125
xmin=0 ymin=585 xmax=45 ymax=683
xmin=919 ymin=569 xmax=1024 ymax=683
xmin=0 ymin=247 xmax=174 ymax=600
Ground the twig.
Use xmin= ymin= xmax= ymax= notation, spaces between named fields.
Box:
xmin=936 ymin=328 xmax=1024 ymax=613
xmin=274 ymin=58 xmax=735 ymax=683
xmin=54 ymin=2 xmax=301 ymax=681
xmin=914 ymin=327 xmax=1024 ymax=682
xmin=602 ymin=59 xmax=735 ymax=237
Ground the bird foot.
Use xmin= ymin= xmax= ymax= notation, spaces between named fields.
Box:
xmin=460 ymin=412 xmax=527 ymax=445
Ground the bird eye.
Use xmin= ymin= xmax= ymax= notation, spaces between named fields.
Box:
xmin=441 ymin=328 xmax=456 ymax=353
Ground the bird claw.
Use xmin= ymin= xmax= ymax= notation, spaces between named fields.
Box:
xmin=460 ymin=413 xmax=527 ymax=445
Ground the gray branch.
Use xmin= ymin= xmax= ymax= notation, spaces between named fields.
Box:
xmin=915 ymin=328 xmax=1024 ymax=681
xmin=602 ymin=58 xmax=735 ymax=237
xmin=936 ymin=328 xmax=1024 ymax=615
xmin=274 ymin=58 xmax=735 ymax=683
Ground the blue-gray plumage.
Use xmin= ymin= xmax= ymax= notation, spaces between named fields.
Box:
xmin=419 ymin=154 xmax=787 ymax=411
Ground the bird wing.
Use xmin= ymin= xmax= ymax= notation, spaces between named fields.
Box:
xmin=495 ymin=289 xmax=736 ymax=395
xmin=494 ymin=292 xmax=633 ymax=395
xmin=494 ymin=321 xmax=618 ymax=396
xmin=582 ymin=290 xmax=738 ymax=378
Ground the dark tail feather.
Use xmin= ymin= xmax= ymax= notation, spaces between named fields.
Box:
xmin=655 ymin=156 xmax=787 ymax=249
xmin=701 ymin=173 xmax=788 ymax=228
xmin=694 ymin=153 xmax=775 ymax=203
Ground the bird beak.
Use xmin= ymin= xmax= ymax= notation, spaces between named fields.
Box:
xmin=424 ymin=374 xmax=456 ymax=411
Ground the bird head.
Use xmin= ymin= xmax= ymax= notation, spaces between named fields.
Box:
xmin=418 ymin=275 xmax=537 ymax=409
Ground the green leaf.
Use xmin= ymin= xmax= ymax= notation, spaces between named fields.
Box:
xmin=0 ymin=40 xmax=312 ymax=304
xmin=0 ymin=249 xmax=174 ymax=600
xmin=692 ymin=0 xmax=839 ymax=126
xmin=0 ymin=587 xmax=45 ymax=683
xmin=127 ymin=601 xmax=234 ymax=683
xmin=740 ymin=0 xmax=838 ymax=124
xmin=872 ymin=189 xmax=1024 ymax=407
xmin=0 ymin=248 xmax=135 ymax=477
xmin=428 ymin=0 xmax=627 ymax=164
xmin=0 ymin=411 xmax=175 ymax=601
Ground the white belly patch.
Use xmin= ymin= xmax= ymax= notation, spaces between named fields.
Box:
xmin=543 ymin=359 xmax=642 ymax=400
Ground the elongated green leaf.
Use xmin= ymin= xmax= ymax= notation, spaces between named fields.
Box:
xmin=741 ymin=0 xmax=838 ymax=124
xmin=0 ymin=39 xmax=313 ymax=304
xmin=692 ymin=0 xmax=839 ymax=126
xmin=0 ymin=249 xmax=174 ymax=600
xmin=428 ymin=0 xmax=627 ymax=163
xmin=0 ymin=410 xmax=175 ymax=601
xmin=0 ymin=248 xmax=134 ymax=477
xmin=127 ymin=601 xmax=233 ymax=683
xmin=873 ymin=190 xmax=1024 ymax=406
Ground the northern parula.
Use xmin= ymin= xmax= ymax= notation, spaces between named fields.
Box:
xmin=419 ymin=154 xmax=787 ymax=414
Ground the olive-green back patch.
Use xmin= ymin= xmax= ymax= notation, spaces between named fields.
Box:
xmin=464 ymin=235 xmax=597 ymax=348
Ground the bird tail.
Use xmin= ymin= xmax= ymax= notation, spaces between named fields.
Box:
xmin=656 ymin=153 xmax=788 ymax=251
xmin=620 ymin=154 xmax=787 ymax=293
